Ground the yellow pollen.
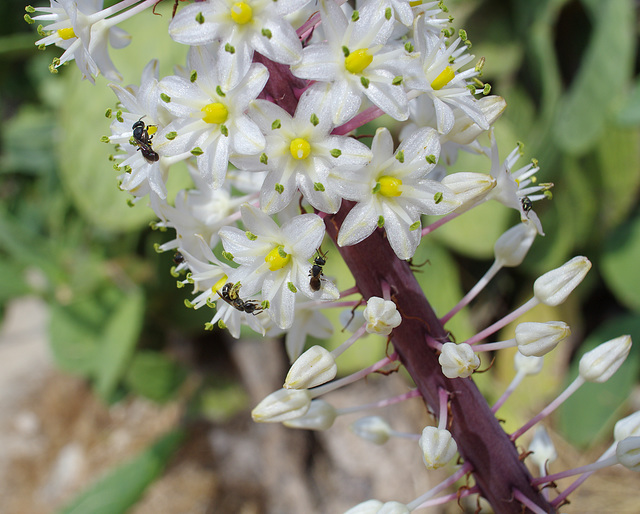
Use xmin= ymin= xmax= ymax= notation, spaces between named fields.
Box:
xmin=289 ymin=138 xmax=311 ymax=160
xmin=57 ymin=27 xmax=76 ymax=40
xmin=377 ymin=176 xmax=403 ymax=197
xmin=345 ymin=49 xmax=373 ymax=74
xmin=212 ymin=275 xmax=229 ymax=294
xmin=408 ymin=0 xmax=423 ymax=6
xmin=431 ymin=66 xmax=456 ymax=90
xmin=265 ymin=246 xmax=291 ymax=271
xmin=201 ymin=102 xmax=229 ymax=124
xmin=230 ymin=2 xmax=253 ymax=24
xmin=146 ymin=125 xmax=157 ymax=136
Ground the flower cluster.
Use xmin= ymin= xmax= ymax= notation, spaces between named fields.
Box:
xmin=29 ymin=0 xmax=637 ymax=512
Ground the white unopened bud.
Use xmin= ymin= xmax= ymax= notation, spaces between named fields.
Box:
xmin=445 ymin=96 xmax=506 ymax=145
xmin=251 ymin=388 xmax=312 ymax=423
xmin=533 ymin=256 xmax=591 ymax=306
xmin=578 ymin=335 xmax=632 ymax=383
xmin=378 ymin=502 xmax=410 ymax=514
xmin=494 ymin=222 xmax=537 ymax=268
xmin=614 ymin=411 xmax=640 ymax=442
xmin=284 ymin=345 xmax=337 ymax=389
xmin=419 ymin=426 xmax=458 ymax=469
xmin=515 ymin=321 xmax=571 ymax=357
xmin=350 ymin=416 xmax=393 ymax=445
xmin=528 ymin=426 xmax=557 ymax=469
xmin=442 ymin=172 xmax=496 ymax=210
xmin=363 ymin=297 xmax=401 ymax=336
xmin=514 ymin=352 xmax=544 ymax=375
xmin=344 ymin=500 xmax=384 ymax=514
xmin=616 ymin=436 xmax=640 ymax=471
xmin=438 ymin=342 xmax=480 ymax=378
xmin=283 ymin=399 xmax=337 ymax=430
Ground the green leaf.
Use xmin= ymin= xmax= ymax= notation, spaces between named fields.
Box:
xmin=601 ymin=215 xmax=640 ymax=312
xmin=552 ymin=0 xmax=635 ymax=154
xmin=556 ymin=315 xmax=640 ymax=447
xmin=124 ymin=351 xmax=187 ymax=403
xmin=616 ymin=77 xmax=640 ymax=126
xmin=0 ymin=258 xmax=28 ymax=304
xmin=94 ymin=289 xmax=145 ymax=402
xmin=59 ymin=429 xmax=184 ymax=514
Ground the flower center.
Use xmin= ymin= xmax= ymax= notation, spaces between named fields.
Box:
xmin=201 ymin=102 xmax=229 ymax=124
xmin=345 ymin=49 xmax=373 ymax=74
xmin=289 ymin=138 xmax=311 ymax=160
xmin=57 ymin=27 xmax=76 ymax=40
xmin=431 ymin=66 xmax=456 ymax=90
xmin=377 ymin=176 xmax=403 ymax=197
xmin=230 ymin=2 xmax=253 ymax=24
xmin=265 ymin=246 xmax=291 ymax=271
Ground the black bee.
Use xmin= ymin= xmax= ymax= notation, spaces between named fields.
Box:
xmin=309 ymin=249 xmax=327 ymax=292
xmin=131 ymin=118 xmax=159 ymax=164
xmin=217 ymin=282 xmax=264 ymax=315
xmin=172 ymin=252 xmax=185 ymax=265
xmin=521 ymin=196 xmax=533 ymax=213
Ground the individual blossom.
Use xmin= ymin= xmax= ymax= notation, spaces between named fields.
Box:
xmin=332 ymin=127 xmax=459 ymax=259
xmin=515 ymin=321 xmax=571 ymax=357
xmin=418 ymin=426 xmax=458 ymax=470
xmin=614 ymin=411 xmax=640 ymax=442
xmin=283 ymin=399 xmax=337 ymax=430
xmin=528 ymin=426 xmax=557 ymax=472
xmin=533 ymin=256 xmax=592 ymax=306
xmin=362 ymin=296 xmax=402 ymax=335
xmin=218 ymin=204 xmax=339 ymax=329
xmin=291 ymin=0 xmax=414 ymax=125
xmin=578 ymin=335 xmax=632 ymax=383
xmin=284 ymin=345 xmax=337 ymax=389
xmin=168 ymin=0 xmax=309 ymax=89
xmin=616 ymin=437 xmax=640 ymax=472
xmin=28 ymin=0 xmax=132 ymax=82
xmin=251 ymin=387 xmax=312 ymax=422
xmin=493 ymin=221 xmax=538 ymax=268
xmin=438 ymin=342 xmax=480 ymax=378
xmin=157 ymin=44 xmax=267 ymax=189
xmin=232 ymin=90 xmax=372 ymax=214
xmin=350 ymin=416 xmax=393 ymax=445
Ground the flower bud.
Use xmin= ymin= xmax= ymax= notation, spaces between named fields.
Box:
xmin=442 ymin=172 xmax=496 ymax=210
xmin=363 ymin=297 xmax=401 ymax=336
xmin=378 ymin=502 xmax=410 ymax=514
xmin=514 ymin=352 xmax=544 ymax=375
xmin=419 ymin=426 xmax=458 ymax=469
xmin=350 ymin=416 xmax=393 ymax=445
xmin=533 ymin=256 xmax=591 ymax=306
xmin=528 ymin=426 xmax=557 ymax=469
xmin=445 ymin=96 xmax=506 ymax=145
xmin=284 ymin=345 xmax=337 ymax=389
xmin=614 ymin=411 xmax=640 ymax=442
xmin=283 ymin=399 xmax=337 ymax=430
xmin=438 ymin=342 xmax=480 ymax=378
xmin=344 ymin=500 xmax=383 ymax=514
xmin=251 ymin=388 xmax=312 ymax=423
xmin=494 ymin=222 xmax=537 ymax=268
xmin=578 ymin=335 xmax=632 ymax=383
xmin=515 ymin=321 xmax=571 ymax=357
xmin=616 ymin=436 xmax=640 ymax=472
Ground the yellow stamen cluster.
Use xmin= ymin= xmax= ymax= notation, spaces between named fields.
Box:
xmin=377 ymin=176 xmax=403 ymax=197
xmin=345 ymin=49 xmax=373 ymax=74
xmin=431 ymin=66 xmax=456 ymax=90
xmin=201 ymin=102 xmax=229 ymax=124
xmin=230 ymin=2 xmax=253 ymax=24
xmin=57 ymin=27 xmax=76 ymax=40
xmin=289 ymin=138 xmax=311 ymax=160
xmin=265 ymin=246 xmax=291 ymax=271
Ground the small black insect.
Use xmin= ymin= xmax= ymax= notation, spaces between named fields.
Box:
xmin=131 ymin=118 xmax=159 ymax=164
xmin=309 ymin=249 xmax=328 ymax=292
xmin=217 ymin=282 xmax=264 ymax=315
xmin=521 ymin=196 xmax=533 ymax=213
xmin=172 ymin=252 xmax=184 ymax=265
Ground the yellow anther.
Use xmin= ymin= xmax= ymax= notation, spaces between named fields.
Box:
xmin=212 ymin=275 xmax=228 ymax=294
xmin=344 ymin=49 xmax=373 ymax=74
xmin=230 ymin=2 xmax=253 ymax=24
xmin=377 ymin=176 xmax=403 ymax=197
xmin=289 ymin=138 xmax=311 ymax=160
xmin=265 ymin=246 xmax=291 ymax=271
xmin=409 ymin=0 xmax=423 ymax=6
xmin=57 ymin=27 xmax=76 ymax=40
xmin=431 ymin=66 xmax=456 ymax=90
xmin=201 ymin=102 xmax=229 ymax=124
xmin=147 ymin=125 xmax=157 ymax=136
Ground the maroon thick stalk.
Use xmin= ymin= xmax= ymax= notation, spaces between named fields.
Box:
xmin=325 ymin=204 xmax=554 ymax=514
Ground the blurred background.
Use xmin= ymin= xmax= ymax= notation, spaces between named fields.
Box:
xmin=1 ymin=0 xmax=639 ymax=512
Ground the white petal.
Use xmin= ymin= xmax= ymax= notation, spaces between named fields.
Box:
xmin=338 ymin=201 xmax=379 ymax=247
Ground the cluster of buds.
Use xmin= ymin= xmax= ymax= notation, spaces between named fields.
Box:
xmin=28 ymin=0 xmax=637 ymax=511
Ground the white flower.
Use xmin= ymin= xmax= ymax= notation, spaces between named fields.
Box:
xmin=438 ymin=342 xmax=480 ymax=378
xmin=616 ymin=436 xmax=640 ymax=472
xmin=251 ymin=388 xmax=312 ymax=422
xmin=157 ymin=45 xmax=267 ymax=189
xmin=232 ymin=90 xmax=372 ymax=214
xmin=528 ymin=426 xmax=557 ymax=471
xmin=333 ymin=127 xmax=459 ymax=259
xmin=494 ymin=221 xmax=538 ymax=268
xmin=515 ymin=321 xmax=571 ymax=357
xmin=350 ymin=416 xmax=393 ymax=445
xmin=514 ymin=353 xmax=544 ymax=375
xmin=30 ymin=0 xmax=130 ymax=82
xmin=344 ymin=500 xmax=384 ymax=514
xmin=418 ymin=426 xmax=458 ymax=469
xmin=615 ymin=411 xmax=640 ymax=442
xmin=362 ymin=296 xmax=402 ymax=335
xmin=533 ymin=256 xmax=592 ymax=306
xmin=578 ymin=335 xmax=632 ymax=383
xmin=168 ymin=0 xmax=308 ymax=88
xmin=284 ymin=345 xmax=337 ymax=389
xmin=291 ymin=0 xmax=413 ymax=125
xmin=283 ymin=399 xmax=337 ymax=430
xmin=218 ymin=204 xmax=339 ymax=329
xmin=441 ymin=172 xmax=496 ymax=211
